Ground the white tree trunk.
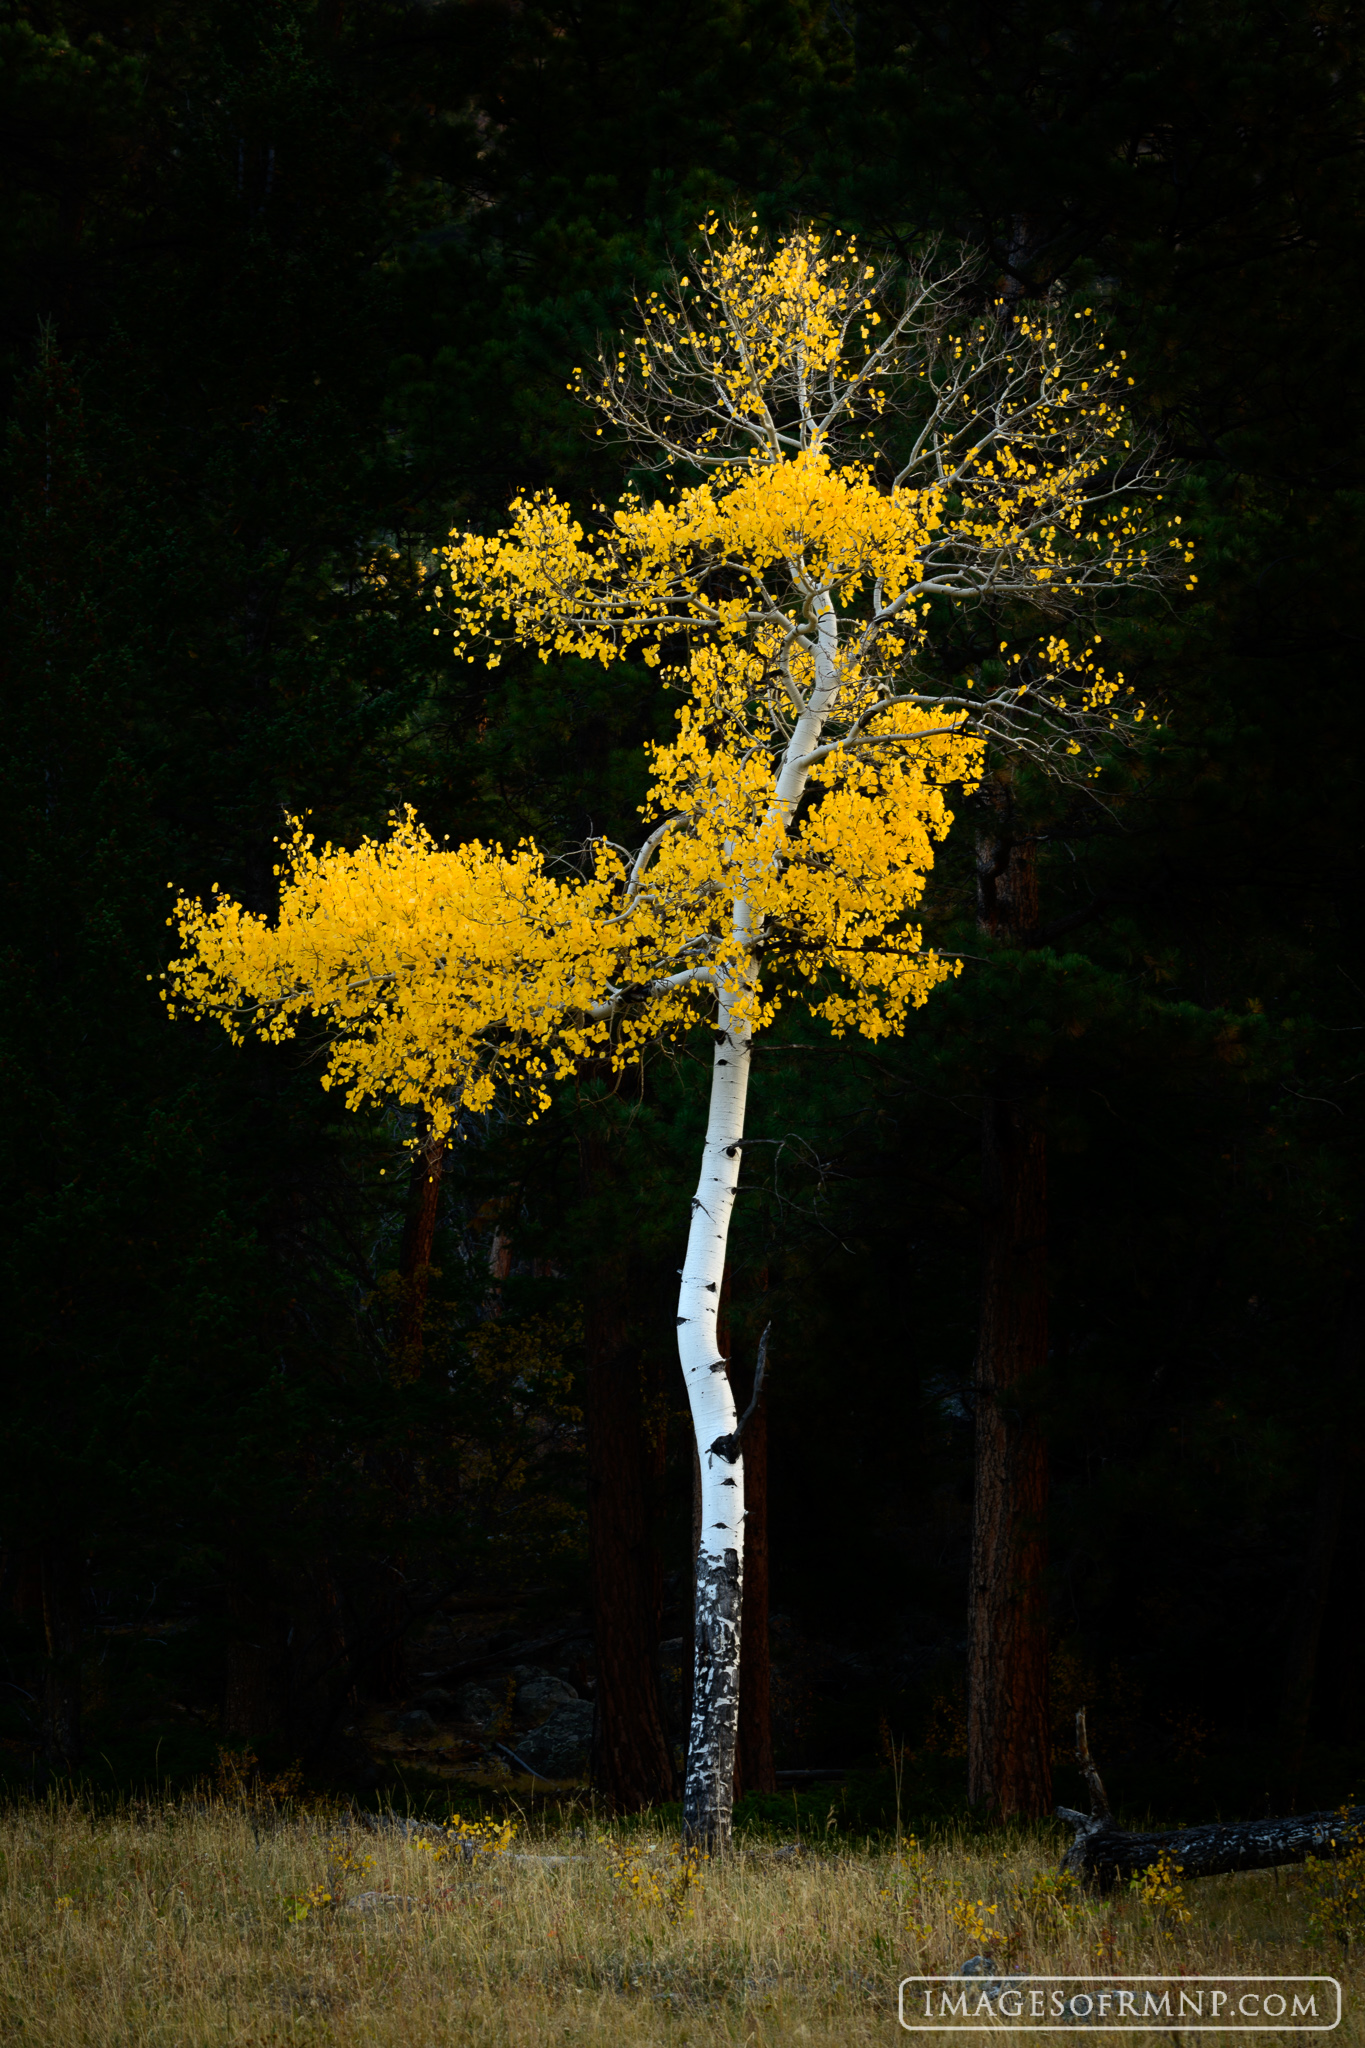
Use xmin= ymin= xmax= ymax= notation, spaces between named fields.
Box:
xmin=677 ymin=976 xmax=751 ymax=1850
xmin=676 ymin=595 xmax=840 ymax=1851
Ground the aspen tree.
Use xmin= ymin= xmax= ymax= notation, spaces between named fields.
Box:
xmin=166 ymin=223 xmax=1183 ymax=1849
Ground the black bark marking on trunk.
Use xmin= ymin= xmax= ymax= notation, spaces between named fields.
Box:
xmin=683 ymin=1547 xmax=742 ymax=1853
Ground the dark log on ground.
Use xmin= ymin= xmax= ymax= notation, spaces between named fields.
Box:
xmin=1059 ymin=1708 xmax=1365 ymax=1889
xmin=1058 ymin=1802 xmax=1365 ymax=1890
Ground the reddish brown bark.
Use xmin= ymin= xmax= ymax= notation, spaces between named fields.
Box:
xmin=395 ymin=1129 xmax=446 ymax=1377
xmin=580 ymin=1138 xmax=676 ymax=1810
xmin=711 ymin=1273 xmax=775 ymax=1802
xmin=585 ymin=1296 xmax=678 ymax=1808
xmin=223 ymin=1564 xmax=288 ymax=1738
xmin=39 ymin=1546 xmax=84 ymax=1769
xmin=967 ymin=805 xmax=1052 ymax=1818
xmin=1278 ymin=1438 xmax=1347 ymax=1806
xmin=735 ymin=1354 xmax=776 ymax=1796
xmin=1279 ymin=1266 xmax=1363 ymax=1804
xmin=366 ymin=1134 xmax=448 ymax=1701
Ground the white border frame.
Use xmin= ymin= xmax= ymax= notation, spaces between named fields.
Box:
xmin=897 ymin=1974 xmax=1342 ymax=2031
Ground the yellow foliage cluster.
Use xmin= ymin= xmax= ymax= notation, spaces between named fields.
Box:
xmin=1293 ymin=1812 xmax=1365 ymax=1953
xmin=418 ymin=1814 xmax=518 ymax=1862
xmin=165 ymin=821 xmax=624 ymax=1128
xmin=428 ymin=220 xmax=1176 ymax=755
xmin=949 ymin=1893 xmax=1000 ymax=1951
xmin=1129 ymin=1852 xmax=1192 ymax=1934
xmin=435 ymin=453 xmax=948 ymax=674
xmin=580 ymin=220 xmax=887 ymax=457
xmin=165 ymin=670 xmax=974 ymax=1137
xmin=612 ymin=1840 xmax=706 ymax=1924
xmin=281 ymin=1881 xmax=332 ymax=1925
xmin=627 ymin=656 xmax=980 ymax=1040
xmin=166 ymin=224 xmax=1181 ymax=1137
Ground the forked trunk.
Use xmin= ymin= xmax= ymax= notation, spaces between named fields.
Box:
xmin=678 ymin=995 xmax=751 ymax=1851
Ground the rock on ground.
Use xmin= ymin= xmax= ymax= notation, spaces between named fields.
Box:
xmin=512 ymin=1675 xmax=578 ymax=1728
xmin=511 ymin=1699 xmax=594 ymax=1775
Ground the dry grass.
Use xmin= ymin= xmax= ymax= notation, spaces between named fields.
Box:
xmin=0 ymin=1793 xmax=1359 ymax=2044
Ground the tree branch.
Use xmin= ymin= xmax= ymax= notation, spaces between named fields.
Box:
xmin=707 ymin=1323 xmax=771 ymax=1464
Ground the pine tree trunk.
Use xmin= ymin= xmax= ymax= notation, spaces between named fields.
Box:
xmin=223 ymin=1563 xmax=288 ymax=1739
xmin=968 ymin=809 xmax=1051 ymax=1818
xmin=39 ymin=1545 xmax=83 ymax=1770
xmin=1278 ymin=1439 xmax=1347 ymax=1804
xmin=736 ymin=1356 xmax=776 ymax=1796
xmin=585 ymin=1282 xmax=678 ymax=1809
xmin=396 ymin=1127 xmax=446 ymax=1375
xmin=368 ymin=1130 xmax=448 ymax=1701
xmin=1278 ymin=1263 xmax=1362 ymax=1801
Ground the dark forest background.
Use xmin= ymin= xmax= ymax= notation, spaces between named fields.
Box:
xmin=2 ymin=0 xmax=1363 ymax=1827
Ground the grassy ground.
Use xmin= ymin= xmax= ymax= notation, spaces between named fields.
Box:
xmin=1 ymin=1792 xmax=1359 ymax=2044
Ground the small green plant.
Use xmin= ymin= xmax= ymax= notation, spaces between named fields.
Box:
xmin=1015 ymin=1867 xmax=1081 ymax=1933
xmin=416 ymin=1812 xmax=517 ymax=1862
xmin=1296 ymin=1844 xmax=1365 ymax=1955
xmin=949 ymin=1894 xmax=998 ymax=1951
xmin=1129 ymin=1851 xmax=1192 ymax=1938
xmin=213 ymin=1745 xmax=303 ymax=1808
xmin=282 ymin=1881 xmax=333 ymax=1924
xmin=612 ymin=1840 xmax=706 ymax=1924
xmin=883 ymin=1833 xmax=941 ymax=1945
xmin=1094 ymin=1919 xmax=1121 ymax=1965
xmin=324 ymin=1836 xmax=375 ymax=1904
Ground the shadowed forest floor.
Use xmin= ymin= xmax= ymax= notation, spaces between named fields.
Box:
xmin=2 ymin=1794 xmax=1361 ymax=2044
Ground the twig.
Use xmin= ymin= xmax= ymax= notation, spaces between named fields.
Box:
xmin=1076 ymin=1706 xmax=1112 ymax=1820
xmin=707 ymin=1324 xmax=771 ymax=1464
xmin=736 ymin=1323 xmax=771 ymax=1434
xmin=489 ymin=1740 xmax=554 ymax=1783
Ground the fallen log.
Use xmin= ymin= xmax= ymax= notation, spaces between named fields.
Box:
xmin=1059 ymin=1802 xmax=1365 ymax=1889
xmin=1057 ymin=1708 xmax=1365 ymax=1890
